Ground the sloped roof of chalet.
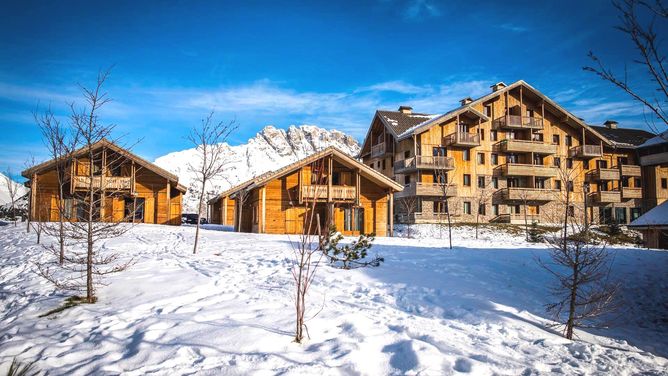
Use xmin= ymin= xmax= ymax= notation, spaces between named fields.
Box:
xmin=589 ymin=125 xmax=655 ymax=148
xmin=22 ymin=138 xmax=187 ymax=192
xmin=210 ymin=147 xmax=403 ymax=202
xmin=628 ymin=200 xmax=668 ymax=228
xmin=638 ymin=130 xmax=668 ymax=148
xmin=367 ymin=80 xmax=614 ymax=145
xmin=376 ymin=110 xmax=440 ymax=137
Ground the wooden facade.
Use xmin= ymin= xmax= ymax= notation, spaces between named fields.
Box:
xmin=22 ymin=139 xmax=185 ymax=226
xmin=208 ymin=147 xmax=403 ymax=236
xmin=360 ymin=80 xmax=657 ymax=225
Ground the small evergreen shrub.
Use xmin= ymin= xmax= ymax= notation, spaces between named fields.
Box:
xmin=322 ymin=225 xmax=382 ymax=269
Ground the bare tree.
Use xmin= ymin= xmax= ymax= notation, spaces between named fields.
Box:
xmin=235 ymin=188 xmax=249 ymax=232
xmin=584 ymin=0 xmax=668 ymax=134
xmin=397 ymin=195 xmax=418 ymax=238
xmin=187 ymin=112 xmax=236 ymax=254
xmin=34 ymin=107 xmax=80 ymax=264
xmin=3 ymin=167 xmax=21 ymax=226
xmin=435 ymin=163 xmax=457 ymax=249
xmin=290 ymin=159 xmax=328 ymax=343
xmin=474 ymin=175 xmax=494 ymax=240
xmin=36 ymin=69 xmax=135 ymax=304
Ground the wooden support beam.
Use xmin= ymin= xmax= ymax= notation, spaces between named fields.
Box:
xmin=355 ymin=169 xmax=361 ymax=206
xmin=222 ymin=197 xmax=227 ymax=225
xmin=327 ymin=156 xmax=333 ymax=202
xmin=389 ymin=191 xmax=394 ymax=237
xmin=30 ymin=174 xmax=37 ymax=221
xmin=261 ymin=186 xmax=266 ymax=233
xmin=520 ymin=86 xmax=523 ymax=115
xmin=166 ymin=180 xmax=171 ymax=225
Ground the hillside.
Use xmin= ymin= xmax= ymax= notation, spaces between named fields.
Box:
xmin=0 ymin=173 xmax=28 ymax=209
xmin=154 ymin=125 xmax=361 ymax=212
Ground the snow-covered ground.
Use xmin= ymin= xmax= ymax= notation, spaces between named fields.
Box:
xmin=0 ymin=223 xmax=666 ymax=375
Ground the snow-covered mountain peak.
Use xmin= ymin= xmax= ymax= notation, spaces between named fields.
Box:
xmin=154 ymin=124 xmax=361 ymax=212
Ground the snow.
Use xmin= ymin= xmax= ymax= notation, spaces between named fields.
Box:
xmin=153 ymin=125 xmax=360 ymax=212
xmin=638 ymin=130 xmax=668 ymax=148
xmin=0 ymin=223 xmax=667 ymax=375
xmin=0 ymin=173 xmax=28 ymax=207
xmin=629 ymin=200 xmax=668 ymax=227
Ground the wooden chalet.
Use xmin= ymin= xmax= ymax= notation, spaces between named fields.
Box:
xmin=22 ymin=138 xmax=186 ymax=225
xmin=208 ymin=147 xmax=403 ymax=236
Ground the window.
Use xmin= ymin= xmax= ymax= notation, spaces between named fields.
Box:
xmin=622 ymin=177 xmax=630 ymax=188
xmin=566 ymin=158 xmax=573 ymax=169
xmin=555 ymin=180 xmax=562 ymax=191
xmin=507 ymin=154 xmax=518 ymax=164
xmin=404 ymin=175 xmax=410 ymax=185
xmin=111 ymin=164 xmax=123 ymax=177
xmin=615 ymin=207 xmax=627 ymax=224
xmin=492 ymin=204 xmax=499 ymax=216
xmin=507 ymin=177 xmax=519 ymax=187
xmin=492 ymin=177 xmax=498 ymax=188
xmin=382 ymin=159 xmax=386 ymax=170
xmin=535 ymin=178 xmax=547 ymax=189
xmin=552 ymin=135 xmax=560 ymax=145
xmin=463 ymin=149 xmax=471 ymax=161
xmin=477 ymin=176 xmax=486 ymax=188
xmin=344 ymin=207 xmax=364 ymax=231
xmin=391 ymin=158 xmax=394 ymax=167
xmin=491 ymin=153 xmax=498 ymax=165
xmin=377 ymin=161 xmax=381 ymax=169
xmin=63 ymin=198 xmax=74 ymax=219
xmin=434 ymin=172 xmax=447 ymax=184
xmin=434 ymin=201 xmax=448 ymax=213
xmin=76 ymin=199 xmax=87 ymax=221
xmin=565 ymin=135 xmax=572 ymax=146
xmin=369 ymin=163 xmax=374 ymax=169
xmin=631 ymin=208 xmax=642 ymax=221
xmin=491 ymin=130 xmax=498 ymax=141
xmin=568 ymin=205 xmax=575 ymax=217
xmin=596 ymin=160 xmax=608 ymax=169
xmin=484 ymin=104 xmax=492 ymax=117
xmin=532 ymin=133 xmax=543 ymax=142
xmin=583 ymin=160 xmax=589 ymax=170
xmin=553 ymin=157 xmax=561 ymax=167
xmin=526 ymin=109 xmax=534 ymax=117
xmin=433 ymin=146 xmax=447 ymax=156
xmin=533 ymin=155 xmax=544 ymax=165
xmin=463 ymin=174 xmax=471 ymax=186
xmin=253 ymin=205 xmax=258 ymax=224
xmin=463 ymin=201 xmax=471 ymax=214
xmin=568 ymin=180 xmax=574 ymax=192
xmin=332 ymin=172 xmax=341 ymax=185
xmin=478 ymin=204 xmax=486 ymax=215
xmin=635 ymin=178 xmax=642 ymax=188
xmin=662 ymin=178 xmax=668 ymax=189
xmin=477 ymin=152 xmax=485 ymax=165
xmin=513 ymin=205 xmax=521 ymax=214
xmin=124 ymin=198 xmax=145 ymax=221
xmin=480 ymin=130 xmax=485 ymax=141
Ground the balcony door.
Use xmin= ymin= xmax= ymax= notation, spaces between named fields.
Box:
xmin=597 ymin=160 xmax=608 ymax=169
xmin=432 ymin=146 xmax=447 ymax=157
xmin=458 ymin=123 xmax=470 ymax=133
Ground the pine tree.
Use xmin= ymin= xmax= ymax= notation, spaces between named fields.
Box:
xmin=528 ymin=222 xmax=543 ymax=243
xmin=322 ymin=225 xmax=382 ymax=269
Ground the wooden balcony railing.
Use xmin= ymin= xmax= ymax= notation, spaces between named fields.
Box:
xmin=443 ymin=131 xmax=480 ymax=148
xmin=587 ymin=168 xmax=620 ymax=181
xmin=501 ymin=187 xmax=558 ymax=201
xmin=501 ymin=163 xmax=558 ymax=177
xmin=73 ymin=175 xmax=133 ymax=191
xmin=494 ymin=115 xmax=544 ymax=130
xmin=301 ymin=185 xmax=356 ymax=201
xmin=621 ymin=187 xmax=642 ymax=199
xmin=394 ymin=156 xmax=455 ymax=173
xmin=569 ymin=145 xmax=603 ymax=159
xmin=497 ymin=139 xmax=556 ymax=154
xmin=620 ymin=164 xmax=641 ymax=177
xmin=395 ymin=182 xmax=457 ymax=198
xmin=371 ymin=142 xmax=387 ymax=158
xmin=592 ymin=190 xmax=621 ymax=204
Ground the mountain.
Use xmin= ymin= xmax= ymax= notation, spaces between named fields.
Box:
xmin=0 ymin=173 xmax=28 ymax=209
xmin=154 ymin=125 xmax=361 ymax=213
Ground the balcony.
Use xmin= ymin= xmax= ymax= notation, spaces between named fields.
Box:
xmin=497 ymin=139 xmax=557 ymax=154
xmin=73 ymin=175 xmax=133 ymax=191
xmin=621 ymin=187 xmax=642 ymax=199
xmin=620 ymin=164 xmax=641 ymax=177
xmin=587 ymin=168 xmax=620 ymax=181
xmin=301 ymin=185 xmax=356 ymax=202
xmin=501 ymin=163 xmax=558 ymax=177
xmin=443 ymin=131 xmax=480 ymax=148
xmin=370 ymin=142 xmax=388 ymax=158
xmin=569 ymin=145 xmax=602 ymax=159
xmin=592 ymin=190 xmax=621 ymax=204
xmin=395 ymin=182 xmax=457 ymax=198
xmin=394 ymin=155 xmax=455 ymax=174
xmin=501 ymin=187 xmax=558 ymax=201
xmin=493 ymin=115 xmax=544 ymax=130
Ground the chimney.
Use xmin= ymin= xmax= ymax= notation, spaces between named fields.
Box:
xmin=604 ymin=120 xmax=618 ymax=129
xmin=460 ymin=97 xmax=473 ymax=106
xmin=398 ymin=105 xmax=413 ymax=114
xmin=490 ymin=82 xmax=507 ymax=92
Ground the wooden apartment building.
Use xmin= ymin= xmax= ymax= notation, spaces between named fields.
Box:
xmin=360 ymin=80 xmax=662 ymax=225
xmin=22 ymin=139 xmax=185 ymax=225
xmin=208 ymin=147 xmax=403 ymax=236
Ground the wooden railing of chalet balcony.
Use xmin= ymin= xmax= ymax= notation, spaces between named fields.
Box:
xmin=502 ymin=187 xmax=558 ymax=201
xmin=569 ymin=144 xmax=603 ymax=158
xmin=620 ymin=164 xmax=641 ymax=177
xmin=394 ymin=155 xmax=455 ymax=173
xmin=621 ymin=187 xmax=642 ymax=199
xmin=73 ymin=175 xmax=133 ymax=191
xmin=494 ymin=115 xmax=544 ymax=130
xmin=443 ymin=131 xmax=480 ymax=147
xmin=301 ymin=185 xmax=356 ymax=201
xmin=371 ymin=142 xmax=386 ymax=158
xmin=497 ymin=139 xmax=557 ymax=154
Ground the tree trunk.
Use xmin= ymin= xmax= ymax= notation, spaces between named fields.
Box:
xmin=566 ymin=249 xmax=580 ymax=340
xmin=193 ymin=179 xmax=206 ymax=254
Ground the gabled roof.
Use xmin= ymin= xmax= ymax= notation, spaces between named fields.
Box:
xmin=364 ymin=80 xmax=615 ymax=146
xmin=589 ymin=125 xmax=655 ymax=148
xmin=638 ymin=130 xmax=668 ymax=148
xmin=628 ymin=200 xmax=668 ymax=227
xmin=210 ymin=146 xmax=403 ymax=203
xmin=22 ymin=138 xmax=187 ymax=192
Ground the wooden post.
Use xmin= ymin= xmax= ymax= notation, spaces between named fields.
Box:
xmin=30 ymin=174 xmax=37 ymax=222
xmin=298 ymin=167 xmax=303 ymax=204
xmin=166 ymin=180 xmax=171 ymax=225
xmin=100 ymin=148 xmax=106 ymax=221
xmin=327 ymin=156 xmax=333 ymax=202
xmin=389 ymin=191 xmax=394 ymax=237
xmin=355 ymin=169 xmax=361 ymax=206
xmin=261 ymin=186 xmax=266 ymax=233
xmin=131 ymin=160 xmax=136 ymax=195
xmin=519 ymin=86 xmax=523 ymax=118
xmin=222 ymin=197 xmax=227 ymax=225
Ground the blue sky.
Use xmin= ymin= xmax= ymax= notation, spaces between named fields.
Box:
xmin=0 ymin=0 xmax=662 ymax=178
